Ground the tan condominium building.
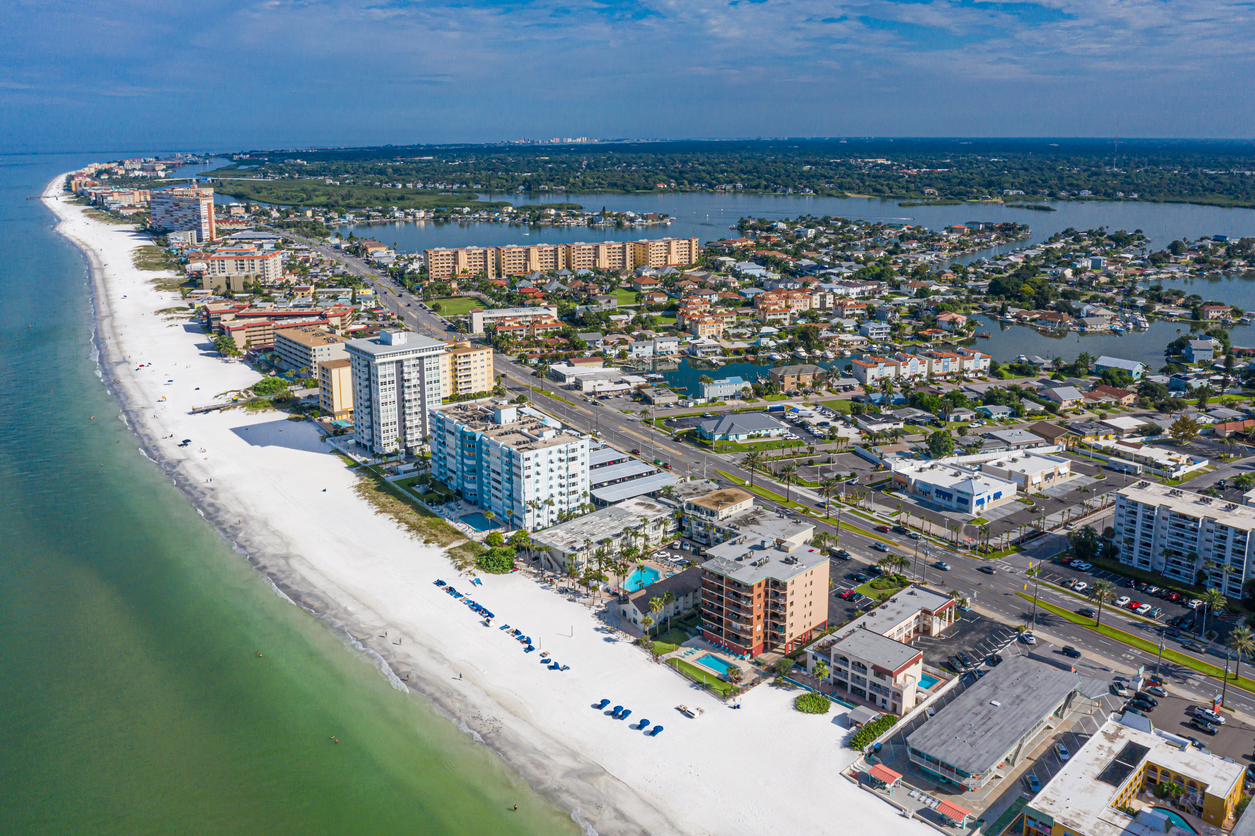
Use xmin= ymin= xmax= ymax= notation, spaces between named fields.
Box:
xmin=424 ymin=238 xmax=701 ymax=279
xmin=318 ymin=358 xmax=354 ymax=420
xmin=274 ymin=325 xmax=349 ymax=380
xmin=701 ymin=534 xmax=829 ymax=657
xmin=440 ymin=340 xmax=494 ymax=400
xmin=151 ymin=186 xmax=216 ymax=242
xmin=204 ymin=246 xmax=284 ymax=285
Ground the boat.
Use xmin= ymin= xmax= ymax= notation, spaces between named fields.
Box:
xmin=976 ymin=332 xmax=992 ymax=339
xmin=820 ymin=350 xmax=835 ymax=360
xmin=792 ymin=349 xmax=809 ymax=360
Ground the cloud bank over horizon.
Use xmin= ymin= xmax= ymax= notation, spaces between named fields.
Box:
xmin=2 ymin=0 xmax=1251 ymax=152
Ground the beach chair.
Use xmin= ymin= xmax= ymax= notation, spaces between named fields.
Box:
xmin=649 ymin=725 xmax=663 ymax=736
xmin=611 ymin=706 xmax=623 ymax=718
xmin=636 ymin=719 xmax=650 ymax=730
xmin=524 ymin=645 xmax=535 ymax=653
xmin=619 ymin=709 xmax=631 ymax=721
xmin=595 ymin=699 xmax=610 ymax=710
xmin=550 ymin=662 xmax=560 ymax=670
xmin=434 ymin=579 xmax=446 ymax=586
xmin=560 ymin=665 xmax=569 ymax=671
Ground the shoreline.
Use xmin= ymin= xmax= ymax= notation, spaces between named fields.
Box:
xmin=44 ymin=173 xmax=930 ymax=836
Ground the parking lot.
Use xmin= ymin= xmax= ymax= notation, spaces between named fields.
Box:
xmin=908 ymin=611 xmax=1019 ymax=671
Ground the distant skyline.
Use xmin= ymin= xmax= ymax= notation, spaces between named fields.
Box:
xmin=3 ymin=0 xmax=1253 ymax=153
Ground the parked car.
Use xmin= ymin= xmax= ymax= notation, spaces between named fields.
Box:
xmin=1136 ymin=604 xmax=1153 ymax=616
xmin=1072 ymin=562 xmax=1092 ymax=571
xmin=958 ymin=652 xmax=974 ymax=669
xmin=1055 ymin=743 xmax=1070 ymax=761
xmin=838 ymin=589 xmax=856 ymax=599
xmin=987 ymin=654 xmax=1003 ymax=667
xmin=832 ymin=549 xmax=851 ymax=560
xmin=1134 ymin=693 xmax=1159 ymax=707
xmin=1024 ymin=774 xmax=1042 ymax=794
xmin=1127 ymin=699 xmax=1155 ymax=713
xmin=1018 ymin=632 xmax=1037 ymax=645
xmin=1124 ymin=707 xmax=1147 ymax=718
xmin=1127 ymin=601 xmax=1142 ymax=611
xmin=1061 ymin=646 xmax=1082 ymax=659
xmin=1144 ymin=686 xmax=1168 ymax=698
xmin=1115 ymin=596 xmax=1131 ymax=607
xmin=1189 ymin=707 xmax=1225 ymax=725
xmin=1073 ymin=582 xmax=1089 ymax=593
xmin=1190 ymin=718 xmax=1219 ymax=736
xmin=947 ymin=655 xmax=964 ymax=673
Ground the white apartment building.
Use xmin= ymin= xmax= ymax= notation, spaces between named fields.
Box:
xmin=151 ymin=187 xmax=216 ymax=242
xmin=429 ymin=401 xmax=590 ymax=530
xmin=1114 ymin=482 xmax=1255 ymax=599
xmin=850 ymin=355 xmax=898 ymax=386
xmin=469 ymin=305 xmax=559 ymax=335
xmin=274 ymin=325 xmax=348 ymax=380
xmin=345 ymin=331 xmax=448 ymax=456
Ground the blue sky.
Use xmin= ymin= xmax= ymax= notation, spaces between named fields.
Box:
xmin=2 ymin=0 xmax=1251 ymax=152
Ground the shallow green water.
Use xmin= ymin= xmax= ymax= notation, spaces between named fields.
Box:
xmin=0 ymin=154 xmax=577 ymax=836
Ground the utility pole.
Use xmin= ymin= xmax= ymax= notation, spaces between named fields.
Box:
xmin=1221 ymin=653 xmax=1231 ymax=708
xmin=1028 ymin=563 xmax=1041 ymax=631
xmin=1156 ymin=635 xmax=1165 ymax=676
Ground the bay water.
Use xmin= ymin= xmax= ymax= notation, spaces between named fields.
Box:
xmin=0 ymin=153 xmax=577 ymax=835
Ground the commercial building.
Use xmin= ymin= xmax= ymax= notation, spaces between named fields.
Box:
xmin=439 ymin=340 xmax=493 ymax=400
xmin=274 ymin=325 xmax=348 ymax=380
xmin=700 ymin=538 xmax=829 ymax=656
xmin=890 ymin=460 xmax=1019 ymax=516
xmin=424 ymin=238 xmax=701 ymax=279
xmin=1085 ymin=439 xmax=1209 ymax=480
xmin=529 ymin=496 xmax=676 ymax=574
xmin=1020 ymin=719 xmax=1244 ymax=836
xmin=802 ymin=586 xmax=955 ymax=715
xmin=695 ymin=412 xmax=789 ymax=443
xmin=204 ymin=246 xmax=284 ymax=285
xmin=346 ymin=331 xmax=448 ymax=456
xmin=318 ymin=358 xmax=354 ymax=420
xmin=978 ymin=452 xmax=1073 ymax=492
xmin=429 ymin=401 xmax=589 ymax=530
xmin=469 ymin=305 xmax=559 ymax=335
xmin=151 ymin=186 xmax=216 ymax=242
xmin=1114 ymin=481 xmax=1255 ymax=599
xmin=907 ymin=656 xmax=1098 ymax=791
xmin=587 ymin=445 xmax=678 ymax=505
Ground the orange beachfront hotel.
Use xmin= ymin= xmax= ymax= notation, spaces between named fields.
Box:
xmin=700 ymin=527 xmax=829 ymax=656
xmin=423 ymin=237 xmax=701 ymax=279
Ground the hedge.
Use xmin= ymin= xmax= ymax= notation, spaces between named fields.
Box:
xmin=847 ymin=714 xmax=898 ymax=750
xmin=794 ymin=692 xmax=831 ymax=714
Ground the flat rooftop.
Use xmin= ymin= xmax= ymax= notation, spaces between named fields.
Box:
xmin=590 ymin=472 xmax=680 ymax=504
xmin=531 ymin=498 xmax=671 ymax=551
xmin=346 ymin=332 xmax=446 ymax=357
xmin=840 ymin=585 xmax=954 ymax=637
xmin=892 ymin=460 xmax=1018 ymax=496
xmin=276 ymin=325 xmax=348 ymax=348
xmin=688 ymin=487 xmax=753 ymax=512
xmin=435 ymin=402 xmax=582 ymax=453
xmin=703 ymin=541 xmax=827 ymax=586
xmin=1028 ymin=719 xmax=1244 ymax=836
xmin=906 ymin=656 xmax=1080 ymax=777
xmin=827 ymin=628 xmax=922 ymax=672
xmin=1119 ymin=482 xmax=1255 ymax=528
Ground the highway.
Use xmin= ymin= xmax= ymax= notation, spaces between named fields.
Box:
xmin=285 ymin=232 xmax=1255 ymax=718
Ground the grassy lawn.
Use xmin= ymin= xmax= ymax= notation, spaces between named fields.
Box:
xmin=820 ymin=399 xmax=853 ymax=414
xmin=614 ymin=288 xmax=639 ymax=307
xmin=669 ymin=657 xmax=736 ymax=696
xmin=700 ymin=438 xmax=807 ymax=453
xmin=430 ymin=296 xmax=482 ymax=316
xmin=355 ymin=467 xmax=465 ymax=548
xmin=855 ymin=577 xmax=908 ymax=600
xmin=1076 ymin=554 xmax=1205 ymax=599
xmin=1018 ymin=594 xmax=1255 ymax=695
xmin=651 ymin=628 xmax=690 ymax=655
xmin=763 ymin=393 xmax=789 ymax=401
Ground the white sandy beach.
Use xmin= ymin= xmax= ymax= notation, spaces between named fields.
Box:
xmin=45 ymin=175 xmax=934 ymax=836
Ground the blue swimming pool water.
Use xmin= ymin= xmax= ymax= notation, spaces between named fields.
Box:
xmin=696 ymin=654 xmax=738 ymax=677
xmin=1151 ymin=809 xmax=1198 ymax=835
xmin=919 ymin=673 xmax=941 ymax=689
xmin=459 ymin=512 xmax=497 ymax=532
xmin=623 ymin=566 xmax=661 ymax=592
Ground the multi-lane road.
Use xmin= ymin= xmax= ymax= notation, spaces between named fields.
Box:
xmin=290 ymin=233 xmax=1255 ymax=719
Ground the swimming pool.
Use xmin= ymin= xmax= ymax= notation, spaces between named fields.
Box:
xmin=459 ymin=512 xmax=497 ymax=532
xmin=1150 ymin=808 xmax=1198 ymax=835
xmin=696 ymin=654 xmax=738 ymax=677
xmin=623 ymin=566 xmax=661 ymax=592
xmin=919 ymin=673 xmax=941 ymax=689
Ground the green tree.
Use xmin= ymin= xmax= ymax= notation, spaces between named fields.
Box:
xmin=778 ymin=462 xmax=798 ymax=504
xmin=1201 ymin=588 xmax=1227 ymax=638
xmin=649 ymin=596 xmax=665 ymax=637
xmin=1088 ymin=579 xmax=1116 ymax=627
xmin=925 ymin=429 xmax=955 ymax=459
xmin=1227 ymin=625 xmax=1255 ymax=681
xmin=812 ymin=660 xmax=830 ymax=681
xmin=1170 ymin=415 xmax=1201 ymax=444
xmin=1069 ymin=525 xmax=1101 ymax=563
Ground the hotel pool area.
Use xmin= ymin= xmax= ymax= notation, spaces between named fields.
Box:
xmin=1150 ymin=809 xmax=1198 ymax=835
xmin=696 ymin=654 xmax=738 ymax=677
xmin=459 ymin=512 xmax=497 ymax=532
xmin=623 ymin=566 xmax=661 ymax=592
xmin=919 ymin=673 xmax=941 ymax=690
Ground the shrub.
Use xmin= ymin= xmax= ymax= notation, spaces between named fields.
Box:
xmin=794 ymin=692 xmax=831 ymax=714
xmin=475 ymin=546 xmax=516 ymax=574
xmin=847 ymin=714 xmax=898 ymax=750
xmin=252 ymin=376 xmax=290 ymax=396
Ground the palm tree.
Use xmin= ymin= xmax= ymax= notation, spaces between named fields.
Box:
xmin=649 ymin=597 xmax=665 ymax=636
xmin=1201 ymin=588 xmax=1227 ymax=638
xmin=891 ymin=553 xmax=910 ymax=578
xmin=778 ymin=462 xmax=798 ymax=504
xmin=742 ymin=451 xmax=765 ymax=487
xmin=1089 ymin=580 xmax=1116 ymax=627
xmin=1227 ymin=625 xmax=1255 ymax=681
xmin=662 ymin=590 xmax=676 ymax=632
xmin=819 ymin=477 xmax=839 ymax=518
